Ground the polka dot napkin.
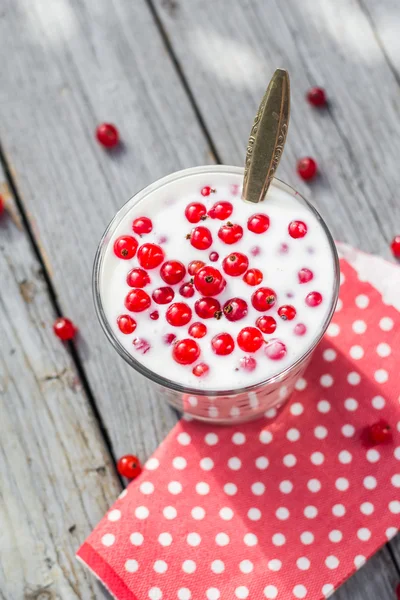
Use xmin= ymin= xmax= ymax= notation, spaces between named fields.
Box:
xmin=77 ymin=247 xmax=400 ymax=600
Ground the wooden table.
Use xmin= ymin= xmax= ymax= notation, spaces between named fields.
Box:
xmin=1 ymin=0 xmax=399 ymax=598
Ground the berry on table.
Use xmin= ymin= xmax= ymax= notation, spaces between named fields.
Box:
xmin=297 ymin=157 xmax=317 ymax=180
xmin=237 ymin=327 xmax=264 ymax=353
xmin=193 ymin=363 xmax=209 ymax=377
xmin=126 ymin=268 xmax=150 ymax=288
xmin=173 ymin=339 xmax=200 ymax=364
xmin=194 ymin=266 xmax=226 ymax=296
xmin=218 ymin=222 xmax=243 ymax=245
xmin=114 ymin=235 xmax=138 ymax=259
xmin=306 ymin=87 xmax=327 ymax=107
xmin=164 ymin=333 xmax=176 ymax=345
xmin=166 ymin=302 xmax=192 ymax=326
xmin=222 ymin=252 xmax=249 ymax=276
xmin=256 ymin=315 xmax=277 ymax=334
xmin=188 ymin=260 xmax=205 ymax=275
xmin=117 ymin=454 xmax=142 ymax=479
xmin=251 ymin=287 xmax=277 ymax=311
xmin=179 ymin=282 xmax=195 ymax=298
xmin=201 ymin=186 xmax=214 ymax=197
xmin=298 ymin=268 xmax=314 ymax=283
xmin=132 ymin=216 xmax=152 ymax=235
xmin=137 ymin=243 xmax=165 ymax=269
xmin=188 ymin=226 xmax=213 ymax=250
xmin=125 ymin=289 xmax=151 ymax=312
xmin=240 ymin=356 xmax=257 ymax=372
xmin=288 ymin=221 xmax=308 ymax=239
xmin=305 ymin=291 xmax=323 ymax=307
xmin=209 ymin=251 xmax=219 ymax=262
xmin=117 ymin=315 xmax=137 ymax=334
xmin=185 ymin=202 xmax=207 ymax=223
xmin=160 ymin=260 xmax=186 ymax=285
xmin=247 ymin=214 xmax=270 ymax=234
xmin=294 ymin=323 xmax=307 ymax=336
xmin=264 ymin=339 xmax=287 ymax=360
xmin=152 ymin=286 xmax=174 ymax=304
xmin=150 ymin=310 xmax=159 ymax=320
xmin=223 ymin=297 xmax=248 ymax=322
xmin=53 ymin=317 xmax=76 ymax=340
xmin=278 ymin=305 xmax=296 ymax=321
xmin=189 ymin=322 xmax=207 ymax=338
xmin=368 ymin=420 xmax=392 ymax=445
xmin=208 ymin=201 xmax=233 ymax=220
xmin=211 ymin=333 xmax=235 ymax=355
xmin=96 ymin=123 xmax=120 ymax=148
xmin=0 ymin=195 xmax=4 ymax=216
xmin=195 ymin=297 xmax=221 ymax=319
xmin=243 ymin=268 xmax=263 ymax=286
xmin=391 ymin=235 xmax=400 ymax=258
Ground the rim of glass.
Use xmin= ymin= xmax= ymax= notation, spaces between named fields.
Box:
xmin=93 ymin=164 xmax=340 ymax=396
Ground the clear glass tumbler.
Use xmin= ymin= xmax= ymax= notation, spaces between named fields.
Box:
xmin=93 ymin=165 xmax=339 ymax=423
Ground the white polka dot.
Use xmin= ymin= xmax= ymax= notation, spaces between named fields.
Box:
xmin=158 ymin=532 xmax=172 ymax=546
xmin=352 ymin=320 xmax=367 ymax=334
xmin=314 ymin=426 xmax=328 ymax=439
xmin=374 ymin=369 xmax=388 ymax=383
xmin=239 ymin=560 xmax=253 ymax=574
xmin=215 ymin=532 xmax=230 ymax=546
xmin=187 ymin=396 xmax=198 ymax=407
xmin=148 ymin=588 xmax=162 ymax=600
xmin=191 ymin=506 xmax=205 ymax=520
xmin=297 ymin=557 xmax=310 ymax=570
xmin=232 ymin=432 xmax=246 ymax=445
xmin=251 ymin=482 xmax=266 ymax=496
xmin=108 ymin=509 xmax=121 ymax=522
xmin=130 ymin=532 xmax=144 ymax=546
xmin=272 ymin=533 xmax=286 ymax=546
xmin=323 ymin=349 xmax=337 ymax=361
xmin=395 ymin=447 xmax=400 ymax=460
xmin=322 ymin=584 xmax=335 ymax=598
xmin=317 ymin=400 xmax=331 ymax=413
xmin=200 ymin=458 xmax=214 ymax=471
xmin=332 ymin=504 xmax=346 ymax=517
xmin=311 ymin=452 xmax=325 ymax=465
xmin=379 ymin=317 xmax=393 ymax=331
xmin=178 ymin=589 xmax=191 ymax=600
xmin=376 ymin=342 xmax=391 ymax=357
xmin=145 ymin=458 xmax=159 ymax=471
xmin=341 ymin=424 xmax=355 ymax=437
xmin=350 ymin=345 xmax=364 ymax=360
xmin=335 ymin=298 xmax=343 ymax=311
xmin=371 ymin=395 xmax=385 ymax=409
xmin=264 ymin=586 xmax=278 ymax=599
xmin=391 ymin=474 xmax=400 ymax=487
xmin=366 ymin=449 xmax=380 ymax=463
xmin=389 ymin=501 xmax=400 ymax=514
xmin=329 ymin=530 xmax=342 ymax=543
xmin=255 ymin=456 xmax=269 ymax=470
xmin=173 ymin=457 xmax=187 ymax=470
xmin=340 ymin=272 xmax=345 ymax=285
xmin=265 ymin=407 xmax=277 ymax=418
xmin=335 ymin=477 xmax=349 ymax=491
xmin=355 ymin=294 xmax=369 ymax=309
xmin=344 ymin=398 xmax=358 ymax=411
xmin=168 ymin=481 xmax=182 ymax=495
xmin=235 ymin=587 xmax=249 ymax=599
xmin=280 ymin=480 xmax=293 ymax=494
xmin=279 ymin=385 xmax=289 ymax=399
xmin=206 ymin=589 xmax=220 ymax=600
xmin=205 ymin=433 xmax=218 ymax=445
xmin=220 ymin=507 xmax=234 ymax=520
xmin=304 ymin=505 xmax=318 ymax=519
xmin=177 ymin=432 xmax=191 ymax=446
xmin=154 ymin=560 xmax=168 ymax=574
xmin=135 ymin=506 xmax=149 ymax=519
xmin=360 ymin=502 xmax=374 ymax=515
xmin=211 ymin=560 xmax=225 ymax=574
xmin=320 ymin=374 xmax=334 ymax=387
xmin=293 ymin=585 xmax=307 ymax=598
xmin=286 ymin=428 xmax=300 ymax=442
xmin=140 ymin=482 xmax=154 ymax=495
xmin=101 ymin=533 xmax=115 ymax=547
xmin=268 ymin=559 xmax=282 ymax=571
xmin=308 ymin=479 xmax=321 ymax=492
xmin=182 ymin=414 xmax=193 ymax=421
xmin=196 ymin=482 xmax=210 ymax=495
xmin=290 ymin=402 xmax=304 ymax=416
xmin=386 ymin=527 xmax=398 ymax=539
xmin=259 ymin=430 xmax=273 ymax=444
xmin=276 ymin=507 xmax=290 ymax=520
xmin=163 ymin=506 xmax=177 ymax=519
xmin=224 ymin=483 xmax=237 ymax=496
xmin=338 ymin=450 xmax=352 ymax=464
xmin=300 ymin=531 xmax=314 ymax=545
xmin=228 ymin=457 xmax=241 ymax=470
xmin=354 ymin=555 xmax=366 ymax=569
xmin=325 ymin=555 xmax=339 ymax=569
xmin=118 ymin=489 xmax=127 ymax=499
xmin=182 ymin=560 xmax=196 ymax=574
xmin=187 ymin=532 xmax=201 ymax=547
xmin=243 ymin=533 xmax=258 ymax=546
xmin=357 ymin=528 xmax=371 ymax=541
xmin=295 ymin=377 xmax=307 ymax=391
xmin=347 ymin=371 xmax=361 ymax=385
xmin=363 ymin=476 xmax=377 ymax=490
xmin=283 ymin=453 xmax=297 ymax=467
xmin=248 ymin=507 xmax=261 ymax=521
xmin=327 ymin=323 xmax=340 ymax=337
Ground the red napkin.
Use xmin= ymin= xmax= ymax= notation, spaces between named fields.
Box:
xmin=77 ymin=253 xmax=400 ymax=600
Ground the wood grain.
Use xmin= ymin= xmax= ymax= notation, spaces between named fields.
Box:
xmin=0 ymin=170 xmax=120 ymax=599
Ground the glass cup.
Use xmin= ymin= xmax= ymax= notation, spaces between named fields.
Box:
xmin=93 ymin=165 xmax=339 ymax=423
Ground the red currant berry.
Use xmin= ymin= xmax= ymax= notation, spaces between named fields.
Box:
xmin=188 ymin=260 xmax=205 ymax=275
xmin=297 ymin=157 xmax=317 ymax=180
xmin=223 ymin=297 xmax=248 ymax=322
xmin=251 ymin=287 xmax=277 ymax=311
xmin=298 ymin=268 xmax=314 ymax=283
xmin=209 ymin=251 xmax=219 ymax=262
xmin=278 ymin=305 xmax=296 ymax=321
xmin=264 ymin=339 xmax=287 ymax=360
xmin=195 ymin=297 xmax=221 ymax=319
xmin=307 ymin=87 xmax=327 ymax=107
xmin=164 ymin=333 xmax=176 ymax=345
xmin=208 ymin=201 xmax=233 ymax=220
xmin=114 ymin=236 xmax=138 ymax=259
xmin=179 ymin=282 xmax=195 ymax=298
xmin=256 ymin=315 xmax=277 ymax=334
xmin=126 ymin=268 xmax=150 ymax=288
xmin=152 ymin=286 xmax=174 ymax=304
xmin=133 ymin=337 xmax=151 ymax=354
xmin=150 ymin=310 xmax=159 ymax=320
xmin=96 ymin=123 xmax=119 ymax=148
xmin=53 ymin=317 xmax=76 ymax=340
xmin=294 ymin=323 xmax=307 ymax=336
xmin=194 ymin=266 xmax=226 ymax=296
xmin=251 ymin=246 xmax=261 ymax=256
xmin=189 ymin=226 xmax=213 ymax=250
xmin=117 ymin=454 xmax=141 ymax=479
xmin=211 ymin=333 xmax=235 ymax=356
xmin=368 ymin=420 xmax=392 ymax=444
xmin=166 ymin=302 xmax=192 ymax=326
xmin=0 ymin=196 xmax=4 ymax=216
xmin=137 ymin=243 xmax=164 ymax=269
xmin=288 ymin=221 xmax=308 ymax=239
xmin=117 ymin=315 xmax=137 ymax=334
xmin=125 ymin=289 xmax=151 ymax=312
xmin=237 ymin=327 xmax=264 ymax=353
xmin=222 ymin=252 xmax=249 ymax=277
xmin=243 ymin=268 xmax=263 ymax=286
xmin=192 ymin=363 xmax=209 ymax=377
xmin=247 ymin=214 xmax=270 ymax=234
xmin=239 ymin=356 xmax=257 ymax=372
xmin=218 ymin=222 xmax=243 ymax=245
xmin=306 ymin=291 xmax=323 ymax=307
xmin=201 ymin=186 xmax=213 ymax=197
xmin=185 ymin=202 xmax=207 ymax=223
xmin=173 ymin=339 xmax=200 ymax=364
xmin=132 ymin=216 xmax=152 ymax=235
xmin=160 ymin=260 xmax=186 ymax=285
xmin=188 ymin=322 xmax=207 ymax=338
xmin=391 ymin=235 xmax=400 ymax=258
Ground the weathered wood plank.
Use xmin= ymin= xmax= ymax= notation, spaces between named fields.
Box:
xmin=0 ymin=171 xmax=120 ymax=598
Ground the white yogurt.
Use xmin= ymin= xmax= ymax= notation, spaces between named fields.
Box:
xmin=98 ymin=168 xmax=337 ymax=391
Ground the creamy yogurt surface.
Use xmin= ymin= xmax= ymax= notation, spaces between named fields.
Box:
xmin=98 ymin=168 xmax=337 ymax=391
